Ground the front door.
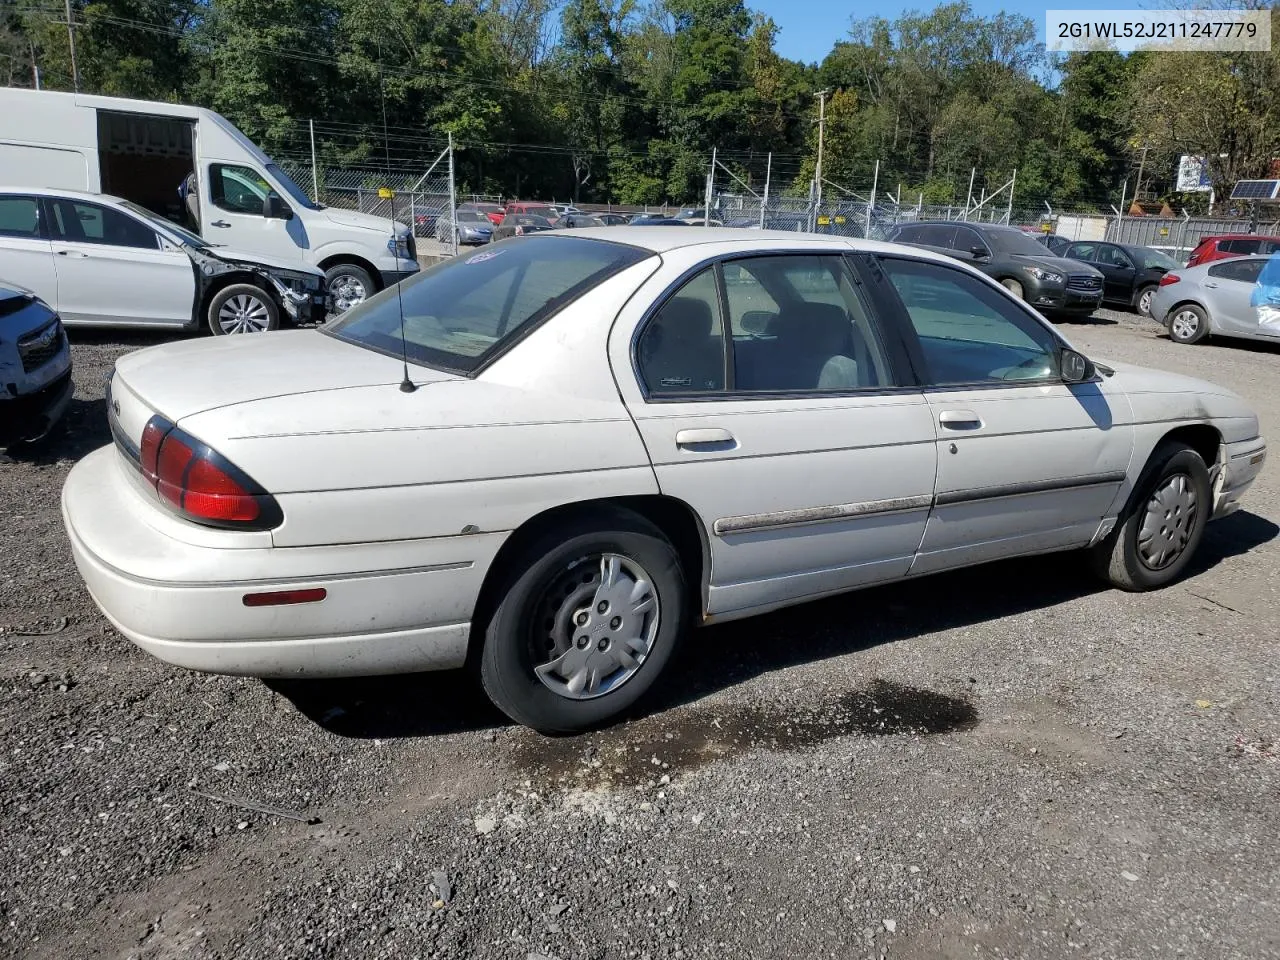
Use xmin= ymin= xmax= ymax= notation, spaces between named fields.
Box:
xmin=201 ymin=163 xmax=303 ymax=262
xmin=44 ymin=197 xmax=195 ymax=326
xmin=610 ymin=251 xmax=938 ymax=618
xmin=1202 ymin=258 xmax=1276 ymax=338
xmin=0 ymin=195 xmax=57 ymax=309
xmin=868 ymin=254 xmax=1134 ymax=576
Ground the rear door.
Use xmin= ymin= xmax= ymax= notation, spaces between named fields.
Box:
xmin=610 ymin=249 xmax=938 ymax=617
xmin=44 ymin=197 xmax=195 ymax=326
xmin=0 ymin=195 xmax=58 ymax=309
xmin=866 ymin=253 xmax=1133 ymax=576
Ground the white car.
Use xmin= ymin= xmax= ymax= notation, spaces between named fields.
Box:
xmin=0 ymin=188 xmax=328 ymax=334
xmin=61 ymin=229 xmax=1267 ymax=732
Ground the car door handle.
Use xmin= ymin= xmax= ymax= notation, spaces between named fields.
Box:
xmin=938 ymin=410 xmax=983 ymax=430
xmin=55 ymin=250 xmax=89 ymax=258
xmin=210 ymin=220 xmax=231 ymax=228
xmin=675 ymin=428 xmax=736 ymax=449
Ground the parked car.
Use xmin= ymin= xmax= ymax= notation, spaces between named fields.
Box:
xmin=0 ymin=282 xmax=72 ymax=447
xmin=491 ymin=214 xmax=557 ymax=241
xmin=435 ymin=209 xmax=494 ymax=246
xmin=62 ymin=228 xmax=1266 ymax=733
xmin=674 ymin=207 xmax=723 ymax=226
xmin=627 ymin=217 xmax=689 ymax=226
xmin=549 ymin=204 xmax=583 ymax=218
xmin=1034 ymin=233 xmax=1073 ymax=255
xmin=458 ymin=201 xmax=506 ymax=227
xmin=0 ymin=88 xmax=418 ymax=312
xmin=594 ymin=213 xmax=631 ymax=226
xmin=561 ymin=213 xmax=606 ymax=228
xmin=502 ymin=202 xmax=561 ymax=225
xmin=413 ymin=207 xmax=444 ymax=237
xmin=1060 ymin=241 xmax=1179 ymax=316
xmin=1186 ymin=233 xmax=1280 ymax=267
xmin=0 ymin=189 xmax=329 ymax=334
xmin=1148 ymin=255 xmax=1279 ymax=345
xmin=885 ymin=220 xmax=1105 ymax=319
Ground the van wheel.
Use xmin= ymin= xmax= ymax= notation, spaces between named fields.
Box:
xmin=1001 ymin=278 xmax=1024 ymax=299
xmin=1089 ymin=441 xmax=1211 ymax=591
xmin=325 ymin=264 xmax=375 ymax=314
xmin=478 ymin=509 xmax=687 ymax=733
xmin=208 ymin=284 xmax=279 ymax=335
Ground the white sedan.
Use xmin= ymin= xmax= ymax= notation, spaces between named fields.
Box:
xmin=0 ymin=188 xmax=327 ymax=334
xmin=62 ymin=229 xmax=1267 ymax=732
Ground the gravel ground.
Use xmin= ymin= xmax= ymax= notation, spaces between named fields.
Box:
xmin=2 ymin=309 xmax=1278 ymax=960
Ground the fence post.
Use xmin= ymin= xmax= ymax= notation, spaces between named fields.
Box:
xmin=309 ymin=119 xmax=320 ymax=203
xmin=447 ymin=131 xmax=457 ymax=257
xmin=760 ymin=152 xmax=771 ymax=230
xmin=704 ymin=147 xmax=716 ymax=227
xmin=1005 ymin=169 xmax=1016 ymax=225
xmin=866 ymin=159 xmax=879 ymax=239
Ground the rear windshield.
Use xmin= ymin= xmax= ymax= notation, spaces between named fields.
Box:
xmin=988 ymin=228 xmax=1053 ymax=256
xmin=324 ymin=236 xmax=650 ymax=373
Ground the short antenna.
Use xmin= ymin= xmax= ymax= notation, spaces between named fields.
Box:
xmin=378 ymin=47 xmax=416 ymax=393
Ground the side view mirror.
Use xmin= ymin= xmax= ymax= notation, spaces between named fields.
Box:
xmin=264 ymin=194 xmax=294 ymax=220
xmin=1060 ymin=347 xmax=1094 ymax=384
xmin=970 ymin=245 xmax=989 ymax=260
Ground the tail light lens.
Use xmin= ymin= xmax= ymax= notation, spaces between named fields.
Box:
xmin=1159 ymin=273 xmax=1180 ymax=286
xmin=132 ymin=415 xmax=281 ymax=530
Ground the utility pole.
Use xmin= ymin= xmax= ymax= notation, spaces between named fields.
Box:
xmin=29 ymin=39 xmax=41 ymax=89
xmin=64 ymin=0 xmax=79 ymax=92
xmin=814 ymin=89 xmax=829 ymax=216
xmin=1134 ymin=145 xmax=1149 ymax=202
xmin=447 ymin=131 xmax=457 ymax=255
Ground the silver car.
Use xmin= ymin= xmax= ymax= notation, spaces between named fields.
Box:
xmin=1149 ymin=255 xmax=1278 ymax=346
xmin=435 ymin=209 xmax=494 ymax=246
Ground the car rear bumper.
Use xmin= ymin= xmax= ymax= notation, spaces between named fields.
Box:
xmin=61 ymin=446 xmax=506 ymax=678
xmin=1213 ymin=436 xmax=1266 ymax=520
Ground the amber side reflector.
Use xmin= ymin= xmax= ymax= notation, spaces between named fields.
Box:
xmin=242 ymin=588 xmax=328 ymax=607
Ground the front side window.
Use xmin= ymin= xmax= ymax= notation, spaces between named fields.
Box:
xmin=210 ymin=164 xmax=274 ymax=215
xmin=1095 ymin=245 xmax=1134 ymax=268
xmin=0 ymin=196 xmax=41 ymax=238
xmin=953 ymin=226 xmax=989 ymax=257
xmin=48 ymin=199 xmax=157 ymax=249
xmin=880 ymin=257 xmax=1061 ymax=385
xmin=326 ymin=235 xmax=650 ymax=373
xmin=1066 ymin=242 xmax=1096 ymax=261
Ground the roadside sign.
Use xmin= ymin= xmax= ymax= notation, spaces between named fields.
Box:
xmin=817 ymin=215 xmax=831 ymax=226
xmin=378 ymin=187 xmax=394 ymax=199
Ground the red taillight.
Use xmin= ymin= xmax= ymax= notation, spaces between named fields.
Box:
xmin=133 ymin=415 xmax=278 ymax=529
xmin=1159 ymin=273 xmax=1180 ymax=286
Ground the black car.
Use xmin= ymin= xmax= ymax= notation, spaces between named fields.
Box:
xmin=594 ymin=212 xmax=630 ymax=226
xmin=491 ymin=214 xmax=557 ymax=241
xmin=561 ymin=213 xmax=607 ymax=228
xmin=1035 ymin=233 xmax=1072 ymax=255
xmin=885 ymin=220 xmax=1105 ymax=319
xmin=628 ymin=217 xmax=689 ymax=226
xmin=1060 ymin=240 xmax=1180 ymax=317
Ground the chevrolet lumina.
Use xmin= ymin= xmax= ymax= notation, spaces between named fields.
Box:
xmin=60 ymin=229 xmax=1267 ymax=732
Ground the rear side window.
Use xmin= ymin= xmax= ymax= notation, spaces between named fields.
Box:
xmin=1208 ymin=259 xmax=1265 ymax=283
xmin=325 ymin=236 xmax=650 ymax=373
xmin=0 ymin=197 xmax=42 ymax=238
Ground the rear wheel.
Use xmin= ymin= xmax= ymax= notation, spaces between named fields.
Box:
xmin=1167 ymin=304 xmax=1209 ymax=344
xmin=208 ymin=284 xmax=279 ymax=335
xmin=478 ymin=509 xmax=687 ymax=733
xmin=1135 ymin=284 xmax=1157 ymax=317
xmin=1001 ymin=278 xmax=1024 ymax=299
xmin=1089 ymin=441 xmax=1211 ymax=591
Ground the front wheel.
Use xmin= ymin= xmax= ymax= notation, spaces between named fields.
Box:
xmin=478 ymin=510 xmax=687 ymax=733
xmin=1168 ymin=304 xmax=1209 ymax=344
xmin=1089 ymin=441 xmax=1212 ymax=591
xmin=325 ymin=263 xmax=375 ymax=315
xmin=208 ymin=284 xmax=279 ymax=335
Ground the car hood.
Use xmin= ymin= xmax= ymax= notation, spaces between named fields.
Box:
xmin=1014 ymin=253 xmax=1102 ymax=276
xmin=322 ymin=205 xmax=410 ymax=237
xmin=112 ymin=330 xmax=457 ymax=425
xmin=199 ymin=245 xmax=325 ymax=278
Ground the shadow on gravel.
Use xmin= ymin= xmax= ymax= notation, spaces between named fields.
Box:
xmin=3 ymin=398 xmax=109 ymax=465
xmin=66 ymin=328 xmax=192 ymax=348
xmin=269 ymin=510 xmax=1276 ymax=745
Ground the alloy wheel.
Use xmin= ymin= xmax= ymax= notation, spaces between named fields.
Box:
xmin=218 ymin=293 xmax=272 ymax=334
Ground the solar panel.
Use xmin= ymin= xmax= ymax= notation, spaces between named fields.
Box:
xmin=1230 ymin=180 xmax=1280 ymax=200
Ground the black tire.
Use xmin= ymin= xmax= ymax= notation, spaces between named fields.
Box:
xmin=1134 ymin=284 xmax=1157 ymax=317
xmin=1089 ymin=441 xmax=1212 ymax=591
xmin=478 ymin=509 xmax=688 ymax=733
xmin=207 ymin=283 xmax=280 ymax=336
xmin=1000 ymin=278 xmax=1024 ymax=300
xmin=324 ymin=263 xmax=376 ymax=315
xmin=1166 ymin=303 xmax=1209 ymax=344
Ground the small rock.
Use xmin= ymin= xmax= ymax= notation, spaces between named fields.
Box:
xmin=236 ymin=821 xmax=249 ymax=830
xmin=213 ymin=762 xmax=229 ymax=773
xmin=883 ymin=919 xmax=897 ymax=933
xmin=431 ymin=870 xmax=453 ymax=903
xmin=1121 ymin=870 xmax=1139 ymax=882
xmin=690 ymin=813 xmax=705 ymax=826
xmin=666 ymin=879 xmax=678 ymax=891
xmin=475 ymin=817 xmax=497 ymax=835
xmin=639 ymin=802 xmax=653 ymax=811
xmin=546 ymin=922 xmax=562 ymax=934
xmin=659 ymin=774 xmax=670 ymax=785
xmin=908 ymin=866 xmax=920 ymax=874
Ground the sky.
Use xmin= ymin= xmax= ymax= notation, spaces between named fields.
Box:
xmin=753 ymin=0 xmax=1135 ymax=64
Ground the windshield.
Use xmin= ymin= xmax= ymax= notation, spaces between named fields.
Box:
xmin=516 ymin=205 xmax=557 ymax=218
xmin=119 ymin=200 xmax=209 ymax=249
xmin=265 ymin=163 xmax=322 ymax=211
xmin=324 ymin=235 xmax=651 ymax=373
xmin=1140 ymin=248 xmax=1178 ymax=270
xmin=989 ymin=228 xmax=1056 ymax=257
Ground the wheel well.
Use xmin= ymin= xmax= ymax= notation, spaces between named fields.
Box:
xmin=466 ymin=495 xmax=709 ymax=665
xmin=1161 ymin=424 xmax=1222 ymax=471
xmin=318 ymin=255 xmax=382 ymax=291
xmin=198 ymin=272 xmax=278 ymax=321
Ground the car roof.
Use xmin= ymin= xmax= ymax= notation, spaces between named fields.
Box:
xmin=537 ymin=226 xmax=971 ymax=264
xmin=0 ymin=186 xmax=129 ymax=205
xmin=1200 ymin=233 xmax=1280 ymax=241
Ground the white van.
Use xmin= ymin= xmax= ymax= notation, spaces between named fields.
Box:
xmin=0 ymin=89 xmax=419 ymax=311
